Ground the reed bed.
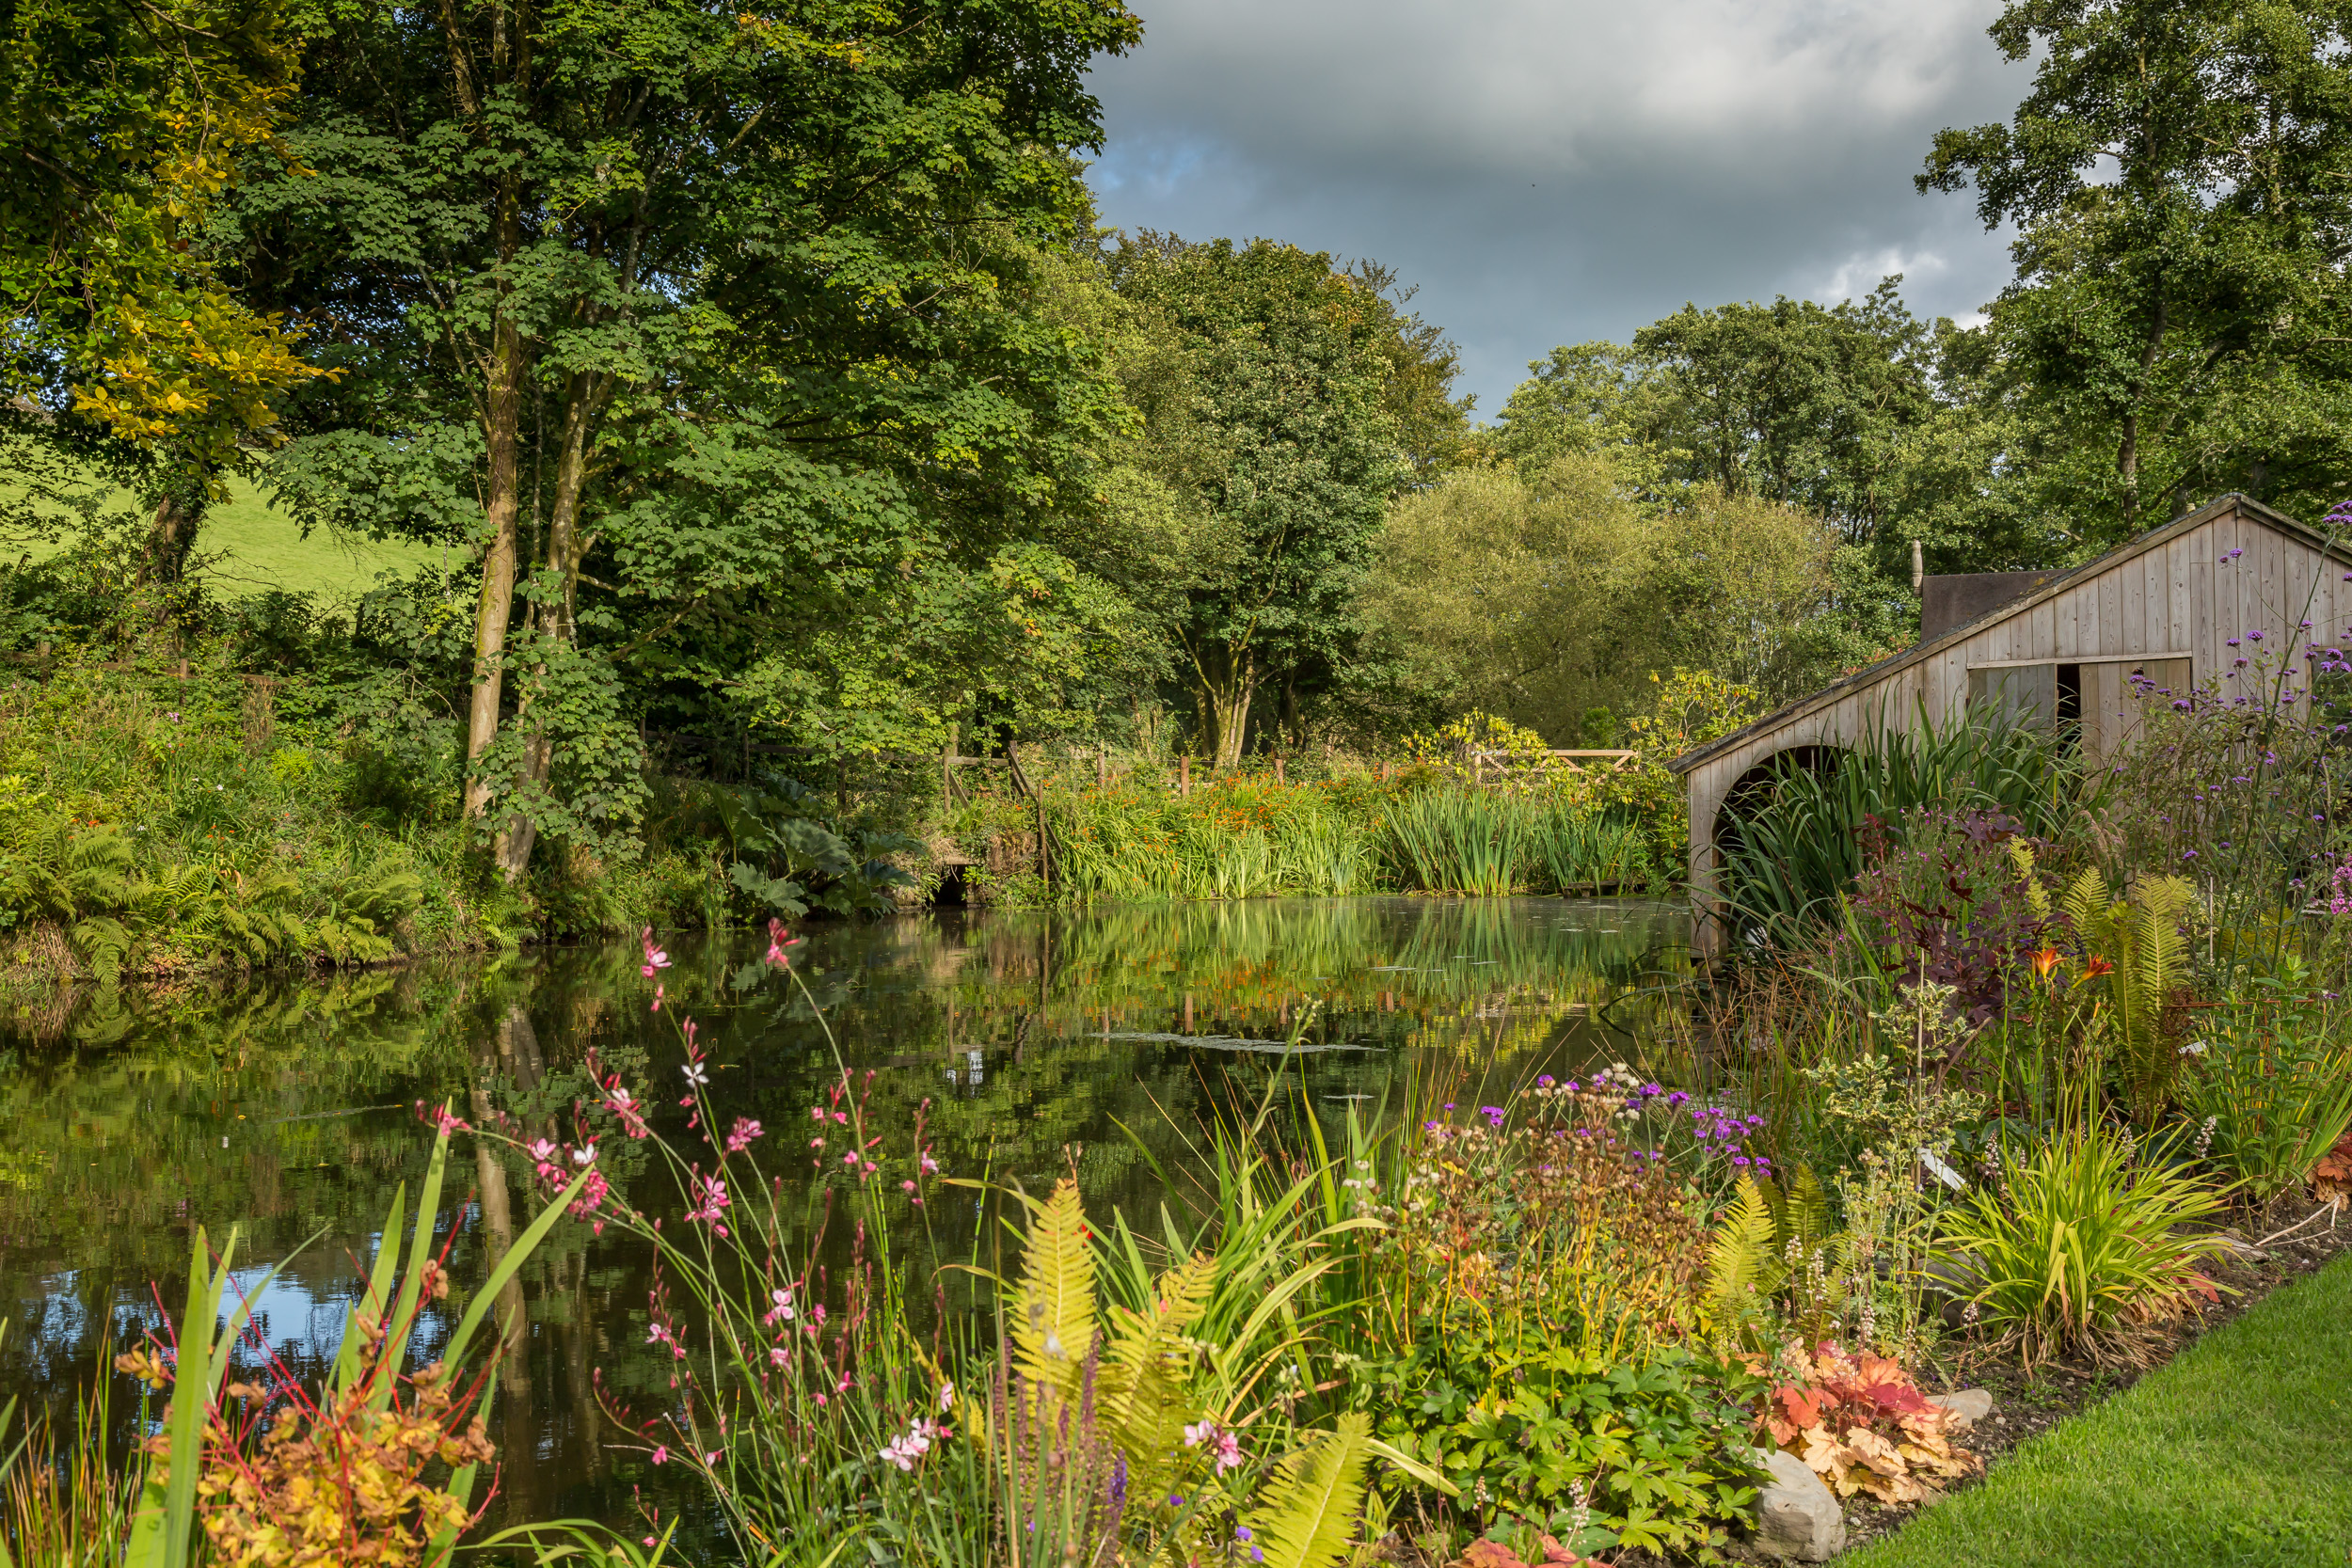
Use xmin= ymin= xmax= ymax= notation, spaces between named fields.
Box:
xmin=1049 ymin=777 xmax=1649 ymax=903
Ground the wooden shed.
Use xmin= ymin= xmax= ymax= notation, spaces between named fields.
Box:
xmin=1670 ymin=492 xmax=2350 ymax=953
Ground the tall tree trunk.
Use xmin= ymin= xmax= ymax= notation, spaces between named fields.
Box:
xmin=142 ymin=484 xmax=206 ymax=586
xmin=493 ymin=375 xmax=606 ymax=882
xmin=463 ymin=309 xmax=524 ymax=827
xmin=1195 ymin=646 xmax=1257 ymax=769
xmin=460 ymin=0 xmax=531 ymax=832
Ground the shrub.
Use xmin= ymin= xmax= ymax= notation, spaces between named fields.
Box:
xmin=1718 ymin=706 xmax=2086 ymax=944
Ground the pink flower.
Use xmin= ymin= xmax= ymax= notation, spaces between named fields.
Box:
xmin=1215 ymin=1430 xmax=1242 ymax=1473
xmin=650 ymin=983 xmax=664 ymax=1013
xmin=764 ymin=1286 xmax=797 ymax=1325
xmin=609 ymin=1087 xmax=650 ymax=1140
xmin=641 ymin=927 xmax=672 ymax=978
xmin=879 ymin=1418 xmax=936 ymax=1471
xmin=651 ymin=1445 xmax=669 ymax=1465
xmin=686 ymin=1172 xmax=733 ymax=1229
xmin=529 ymin=1138 xmax=557 ymax=1163
xmin=901 ymin=1180 xmax=916 ymax=1193
xmin=765 ymin=918 xmax=803 ymax=969
xmin=771 ymin=1346 xmax=789 ymax=1366
xmin=725 ymin=1117 xmax=764 ymax=1153
xmin=567 ymin=1169 xmax=610 ymax=1220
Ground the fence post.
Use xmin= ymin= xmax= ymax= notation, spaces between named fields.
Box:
xmin=1097 ymin=751 xmax=1107 ymax=790
xmin=1180 ymin=755 xmax=1191 ymax=797
xmin=1274 ymin=756 xmax=1285 ymax=784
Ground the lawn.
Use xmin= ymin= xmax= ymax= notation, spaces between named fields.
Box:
xmin=1845 ymin=1250 xmax=2352 ymax=1568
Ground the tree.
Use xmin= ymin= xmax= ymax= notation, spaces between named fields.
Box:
xmin=1361 ymin=454 xmax=1664 ymax=737
xmin=1921 ymin=0 xmax=2352 ymax=541
xmin=227 ymin=0 xmax=1143 ymax=877
xmin=1 ymin=0 xmax=329 ymax=578
xmin=1629 ymin=281 xmax=1937 ymax=549
xmin=1106 ymin=236 xmax=1446 ymax=764
xmin=1362 ymin=452 xmax=1864 ymax=739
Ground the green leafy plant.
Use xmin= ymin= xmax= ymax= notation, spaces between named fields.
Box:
xmin=1362 ymin=1326 xmax=1757 ymax=1559
xmin=2059 ymin=868 xmax=2194 ymax=1126
xmin=113 ymin=1117 xmax=583 ymax=1568
xmin=1934 ymin=1126 xmax=2230 ymax=1369
xmin=2180 ymin=986 xmax=2352 ymax=1201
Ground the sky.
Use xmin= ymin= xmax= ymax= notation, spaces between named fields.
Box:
xmin=1086 ymin=0 xmax=2039 ymax=419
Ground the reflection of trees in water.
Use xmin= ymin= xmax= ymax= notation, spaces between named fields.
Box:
xmin=0 ymin=896 xmax=1689 ymax=1532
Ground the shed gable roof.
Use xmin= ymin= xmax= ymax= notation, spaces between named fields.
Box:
xmin=1667 ymin=493 xmax=2339 ymax=777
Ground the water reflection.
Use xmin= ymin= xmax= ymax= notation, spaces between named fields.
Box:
xmin=0 ymin=895 xmax=1688 ymax=1528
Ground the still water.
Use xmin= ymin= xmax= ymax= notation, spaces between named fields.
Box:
xmin=0 ymin=895 xmax=1690 ymax=1529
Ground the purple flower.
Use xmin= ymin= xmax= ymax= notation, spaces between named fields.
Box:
xmin=1536 ymin=1074 xmax=1555 ymax=1087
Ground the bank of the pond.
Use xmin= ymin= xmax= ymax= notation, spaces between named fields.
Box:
xmin=0 ymin=656 xmax=1692 ymax=987
xmin=1844 ymin=1242 xmax=2352 ymax=1568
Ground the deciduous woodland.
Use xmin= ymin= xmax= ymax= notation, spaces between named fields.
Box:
xmin=1 ymin=1 xmax=2350 ymax=1566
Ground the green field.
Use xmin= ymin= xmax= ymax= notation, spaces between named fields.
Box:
xmin=8 ymin=470 xmax=446 ymax=601
xmin=1846 ymin=1253 xmax=2352 ymax=1568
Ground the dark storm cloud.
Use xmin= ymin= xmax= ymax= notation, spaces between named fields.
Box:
xmin=1087 ymin=0 xmax=2037 ymax=414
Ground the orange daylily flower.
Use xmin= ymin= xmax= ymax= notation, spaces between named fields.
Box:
xmin=2030 ymin=947 xmax=2062 ymax=980
xmin=2082 ymin=956 xmax=2116 ymax=979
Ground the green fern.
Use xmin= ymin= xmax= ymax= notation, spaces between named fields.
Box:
xmin=1254 ymin=1413 xmax=1372 ymax=1568
xmin=1010 ymin=1180 xmax=1100 ymax=1390
xmin=2062 ymin=870 xmax=2194 ymax=1122
xmin=69 ymin=915 xmax=131 ymax=988
xmin=1704 ymin=1175 xmax=1782 ymax=1322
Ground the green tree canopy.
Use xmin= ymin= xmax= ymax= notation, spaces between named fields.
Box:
xmin=1105 ymin=235 xmax=1426 ymax=765
xmin=221 ymin=0 xmax=1144 ymax=875
xmin=1921 ymin=0 xmax=2352 ymax=542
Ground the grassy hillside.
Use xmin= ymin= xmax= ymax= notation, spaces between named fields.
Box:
xmin=9 ymin=470 xmax=443 ymax=600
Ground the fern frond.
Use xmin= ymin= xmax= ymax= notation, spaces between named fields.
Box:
xmin=1010 ymin=1180 xmax=1098 ymax=1394
xmin=1704 ymin=1176 xmax=1777 ymax=1318
xmin=2059 ymin=867 xmax=2113 ymax=944
xmin=1786 ymin=1164 xmax=1832 ymax=1255
xmin=1103 ymin=1251 xmax=1215 ymax=1492
xmin=1256 ymin=1413 xmax=1371 ymax=1568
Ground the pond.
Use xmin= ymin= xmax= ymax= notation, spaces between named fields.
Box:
xmin=0 ymin=895 xmax=1691 ymax=1532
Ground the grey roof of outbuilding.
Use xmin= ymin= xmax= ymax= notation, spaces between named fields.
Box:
xmin=1666 ymin=492 xmax=2337 ymax=777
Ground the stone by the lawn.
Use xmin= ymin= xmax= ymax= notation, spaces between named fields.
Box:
xmin=1927 ymin=1388 xmax=1995 ymax=1430
xmin=1742 ymin=1447 xmax=1846 ymax=1561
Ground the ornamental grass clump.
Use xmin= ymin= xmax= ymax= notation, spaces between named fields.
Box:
xmin=1935 ymin=1125 xmax=2231 ymax=1370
